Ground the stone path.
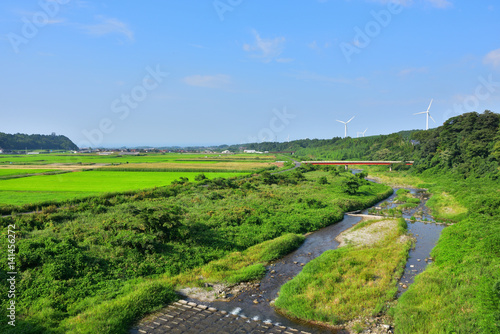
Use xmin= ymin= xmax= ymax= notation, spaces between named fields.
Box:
xmin=130 ymin=299 xmax=312 ymax=334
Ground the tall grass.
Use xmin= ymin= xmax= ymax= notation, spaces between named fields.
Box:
xmin=275 ymin=218 xmax=411 ymax=324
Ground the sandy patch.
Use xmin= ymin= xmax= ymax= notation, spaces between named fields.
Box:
xmin=335 ymin=218 xmax=398 ymax=248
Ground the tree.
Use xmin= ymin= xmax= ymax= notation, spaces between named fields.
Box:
xmin=195 ymin=173 xmax=207 ymax=181
xmin=317 ymin=176 xmax=328 ymax=184
xmin=341 ymin=177 xmax=361 ymax=195
xmin=139 ymin=206 xmax=184 ymax=242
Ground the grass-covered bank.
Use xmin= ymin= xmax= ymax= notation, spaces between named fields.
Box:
xmin=274 ymin=218 xmax=410 ymax=327
xmin=0 ymin=167 xmax=392 ymax=333
xmin=61 ymin=233 xmax=305 ymax=334
xmin=364 ymin=167 xmax=500 ymax=333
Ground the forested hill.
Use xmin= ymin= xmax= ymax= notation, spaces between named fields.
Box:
xmin=233 ymin=110 xmax=500 ymax=178
xmin=0 ymin=132 xmax=78 ymax=151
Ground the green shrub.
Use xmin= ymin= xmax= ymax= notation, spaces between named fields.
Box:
xmin=62 ymin=281 xmax=178 ymax=334
xmin=257 ymin=233 xmax=305 ymax=262
xmin=227 ymin=263 xmax=267 ymax=283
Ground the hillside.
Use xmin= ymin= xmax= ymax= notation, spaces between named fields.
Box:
xmin=0 ymin=132 xmax=78 ymax=151
xmin=235 ymin=110 xmax=500 ymax=177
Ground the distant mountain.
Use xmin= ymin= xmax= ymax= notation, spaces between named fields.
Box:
xmin=0 ymin=132 xmax=78 ymax=151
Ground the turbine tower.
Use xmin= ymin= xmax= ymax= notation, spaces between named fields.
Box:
xmin=336 ymin=116 xmax=355 ymax=138
xmin=414 ymin=99 xmax=435 ymax=130
xmin=362 ymin=128 xmax=367 ymax=137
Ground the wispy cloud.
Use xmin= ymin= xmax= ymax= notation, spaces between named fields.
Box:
xmin=367 ymin=0 xmax=452 ymax=8
xmin=290 ymin=70 xmax=367 ymax=85
xmin=398 ymin=66 xmax=428 ymax=76
xmin=243 ymin=30 xmax=286 ymax=63
xmin=81 ymin=16 xmax=134 ymax=42
xmin=483 ymin=48 xmax=500 ymax=69
xmin=183 ymin=74 xmax=231 ymax=88
xmin=189 ymin=44 xmax=205 ymax=49
xmin=426 ymin=0 xmax=452 ymax=8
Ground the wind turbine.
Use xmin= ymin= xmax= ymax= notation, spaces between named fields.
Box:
xmin=414 ymin=99 xmax=435 ymax=130
xmin=286 ymin=134 xmax=290 ymax=143
xmin=361 ymin=128 xmax=367 ymax=137
xmin=336 ymin=116 xmax=355 ymax=138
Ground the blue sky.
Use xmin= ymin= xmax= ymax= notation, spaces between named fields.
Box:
xmin=1 ymin=0 xmax=500 ymax=147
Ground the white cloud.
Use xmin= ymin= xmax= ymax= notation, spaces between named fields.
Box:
xmin=308 ymin=40 xmax=319 ymax=50
xmin=188 ymin=44 xmax=205 ymax=49
xmin=426 ymin=0 xmax=452 ymax=8
xmin=398 ymin=67 xmax=428 ymax=76
xmin=367 ymin=0 xmax=452 ymax=8
xmin=367 ymin=0 xmax=413 ymax=6
xmin=183 ymin=74 xmax=231 ymax=88
xmin=243 ymin=30 xmax=286 ymax=63
xmin=290 ymin=70 xmax=367 ymax=85
xmin=81 ymin=16 xmax=134 ymax=42
xmin=484 ymin=48 xmax=500 ymax=69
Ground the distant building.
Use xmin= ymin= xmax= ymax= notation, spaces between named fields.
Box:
xmin=0 ymin=148 xmax=3 ymax=154
xmin=221 ymin=150 xmax=232 ymax=154
xmin=27 ymin=152 xmax=40 ymax=155
xmin=244 ymin=149 xmax=263 ymax=154
xmin=98 ymin=152 xmax=114 ymax=156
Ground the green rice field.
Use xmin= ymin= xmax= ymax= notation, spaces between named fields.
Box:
xmin=0 ymin=153 xmax=276 ymax=165
xmin=0 ymin=170 xmax=246 ymax=206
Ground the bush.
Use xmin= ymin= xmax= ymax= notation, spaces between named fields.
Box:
xmin=341 ymin=177 xmax=361 ymax=195
xmin=317 ymin=176 xmax=328 ymax=185
xmin=227 ymin=263 xmax=267 ymax=283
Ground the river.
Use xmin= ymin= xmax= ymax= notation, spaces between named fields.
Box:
xmin=184 ymin=176 xmax=447 ymax=333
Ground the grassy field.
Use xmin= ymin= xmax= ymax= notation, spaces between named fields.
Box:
xmin=97 ymin=161 xmax=273 ymax=172
xmin=0 ymin=153 xmax=277 ymax=165
xmin=0 ymin=153 xmax=283 ymax=207
xmin=0 ymin=171 xmax=246 ymax=206
xmin=0 ymin=168 xmax=393 ymax=334
xmin=0 ymin=169 xmax=56 ymax=177
xmin=360 ymin=168 xmax=500 ymax=333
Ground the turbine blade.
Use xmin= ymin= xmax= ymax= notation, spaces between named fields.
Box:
xmin=336 ymin=120 xmax=346 ymax=124
xmin=346 ymin=116 xmax=355 ymax=123
xmin=414 ymin=111 xmax=427 ymax=115
xmin=429 ymin=114 xmax=436 ymax=123
xmin=427 ymin=99 xmax=433 ymax=111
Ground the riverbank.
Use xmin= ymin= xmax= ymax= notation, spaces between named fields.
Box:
xmin=274 ymin=216 xmax=410 ymax=332
xmin=359 ymin=168 xmax=499 ymax=333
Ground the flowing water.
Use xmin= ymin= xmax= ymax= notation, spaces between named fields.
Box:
xmin=185 ymin=177 xmax=447 ymax=333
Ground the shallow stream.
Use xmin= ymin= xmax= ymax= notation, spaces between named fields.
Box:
xmin=186 ymin=178 xmax=448 ymax=333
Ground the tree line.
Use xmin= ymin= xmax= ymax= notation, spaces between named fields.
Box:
xmin=0 ymin=132 xmax=78 ymax=151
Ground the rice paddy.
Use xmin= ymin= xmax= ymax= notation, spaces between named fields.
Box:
xmin=0 ymin=152 xmax=275 ymax=206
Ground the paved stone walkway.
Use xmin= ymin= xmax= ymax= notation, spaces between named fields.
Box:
xmin=130 ymin=299 xmax=312 ymax=334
